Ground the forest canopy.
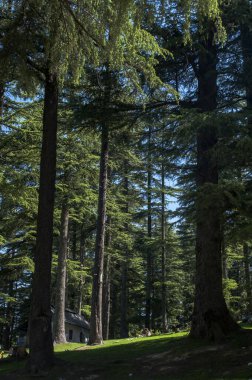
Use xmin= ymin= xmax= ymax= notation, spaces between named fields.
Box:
xmin=0 ymin=0 xmax=252 ymax=375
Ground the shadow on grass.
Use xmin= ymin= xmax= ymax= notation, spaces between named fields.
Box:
xmin=2 ymin=330 xmax=252 ymax=379
xmin=55 ymin=334 xmax=191 ymax=364
xmin=0 ymin=334 xmax=190 ymax=379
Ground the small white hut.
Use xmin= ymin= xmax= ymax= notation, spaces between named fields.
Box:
xmin=52 ymin=307 xmax=90 ymax=343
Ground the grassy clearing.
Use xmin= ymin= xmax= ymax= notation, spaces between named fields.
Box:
xmin=1 ymin=329 xmax=252 ymax=379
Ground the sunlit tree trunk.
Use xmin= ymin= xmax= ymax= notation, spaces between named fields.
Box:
xmin=54 ymin=201 xmax=69 ymax=343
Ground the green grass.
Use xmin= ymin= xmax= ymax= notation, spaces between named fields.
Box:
xmin=1 ymin=329 xmax=252 ymax=379
xmin=54 ymin=342 xmax=84 ymax=352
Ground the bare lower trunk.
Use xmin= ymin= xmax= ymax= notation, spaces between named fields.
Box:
xmin=28 ymin=71 xmax=58 ymax=372
xmin=161 ymin=162 xmax=168 ymax=333
xmin=110 ymin=273 xmax=119 ymax=339
xmin=78 ymin=226 xmax=86 ymax=315
xmin=54 ymin=201 xmax=69 ymax=343
xmin=145 ymin=126 xmax=152 ymax=329
xmin=89 ymin=123 xmax=109 ymax=345
xmin=120 ymin=258 xmax=128 ymax=338
xmin=190 ymin=28 xmax=238 ymax=340
xmin=120 ymin=171 xmax=129 ymax=338
xmin=102 ymin=217 xmax=111 ymax=340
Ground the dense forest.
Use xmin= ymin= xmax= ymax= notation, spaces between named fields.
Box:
xmin=1 ymin=0 xmax=252 ymax=376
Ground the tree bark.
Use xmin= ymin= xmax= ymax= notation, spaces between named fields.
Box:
xmin=110 ymin=271 xmax=119 ymax=339
xmin=120 ymin=171 xmax=129 ymax=338
xmin=145 ymin=126 xmax=152 ymax=329
xmin=28 ymin=71 xmax=58 ymax=372
xmin=89 ymin=123 xmax=109 ymax=345
xmin=161 ymin=161 xmax=168 ymax=333
xmin=72 ymin=221 xmax=77 ymax=261
xmin=190 ymin=28 xmax=238 ymax=340
xmin=78 ymin=225 xmax=86 ymax=315
xmin=102 ymin=217 xmax=111 ymax=340
xmin=53 ymin=201 xmax=69 ymax=343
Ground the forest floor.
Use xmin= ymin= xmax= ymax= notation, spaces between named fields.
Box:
xmin=1 ymin=328 xmax=252 ymax=379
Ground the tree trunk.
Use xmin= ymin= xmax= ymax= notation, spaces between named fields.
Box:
xmin=102 ymin=217 xmax=111 ymax=340
xmin=120 ymin=171 xmax=129 ymax=338
xmin=110 ymin=272 xmax=119 ymax=339
xmin=89 ymin=123 xmax=109 ymax=345
xmin=53 ymin=201 xmax=69 ymax=343
xmin=190 ymin=28 xmax=238 ymax=340
xmin=28 ymin=71 xmax=58 ymax=372
xmin=72 ymin=221 xmax=77 ymax=261
xmin=78 ymin=225 xmax=86 ymax=315
xmin=145 ymin=126 xmax=152 ymax=330
xmin=161 ymin=161 xmax=168 ymax=333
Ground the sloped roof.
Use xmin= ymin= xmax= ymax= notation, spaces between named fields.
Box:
xmin=51 ymin=306 xmax=90 ymax=330
xmin=65 ymin=309 xmax=90 ymax=330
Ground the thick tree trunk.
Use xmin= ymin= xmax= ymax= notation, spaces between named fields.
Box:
xmin=102 ymin=217 xmax=111 ymax=340
xmin=161 ymin=161 xmax=168 ymax=333
xmin=145 ymin=126 xmax=152 ymax=330
xmin=89 ymin=123 xmax=109 ymax=345
xmin=53 ymin=201 xmax=69 ymax=343
xmin=28 ymin=71 xmax=58 ymax=372
xmin=120 ymin=172 xmax=129 ymax=338
xmin=190 ymin=29 xmax=238 ymax=340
